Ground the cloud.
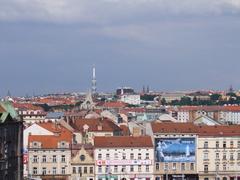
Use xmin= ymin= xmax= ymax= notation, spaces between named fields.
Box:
xmin=0 ymin=0 xmax=240 ymax=23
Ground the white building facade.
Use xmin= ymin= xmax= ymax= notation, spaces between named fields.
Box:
xmin=94 ymin=136 xmax=154 ymax=180
xmin=120 ymin=95 xmax=141 ymax=105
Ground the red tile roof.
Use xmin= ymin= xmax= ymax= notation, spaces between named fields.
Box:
xmin=119 ymin=124 xmax=131 ymax=136
xmin=151 ymin=122 xmax=240 ymax=137
xmin=151 ymin=122 xmax=198 ymax=134
xmin=198 ymin=125 xmax=240 ymax=137
xmin=13 ymin=103 xmax=44 ymax=111
xmin=28 ymin=122 xmax=73 ymax=149
xmin=94 ymin=136 xmax=153 ymax=148
xmin=222 ymin=106 xmax=240 ymax=112
xmin=99 ymin=101 xmax=127 ymax=108
xmin=71 ymin=118 xmax=122 ymax=133
xmin=28 ymin=134 xmax=71 ymax=149
xmin=37 ymin=122 xmax=70 ymax=134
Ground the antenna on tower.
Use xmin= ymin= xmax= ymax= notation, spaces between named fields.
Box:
xmin=92 ymin=65 xmax=97 ymax=95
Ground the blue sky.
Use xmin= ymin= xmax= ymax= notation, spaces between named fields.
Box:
xmin=1 ymin=0 xmax=240 ymax=96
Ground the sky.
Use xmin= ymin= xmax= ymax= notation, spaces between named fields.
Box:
xmin=1 ymin=0 xmax=240 ymax=96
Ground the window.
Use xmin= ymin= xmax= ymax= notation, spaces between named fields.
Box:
xmin=73 ymin=167 xmax=76 ymax=174
xmin=138 ymin=165 xmax=141 ymax=172
xmin=61 ymin=167 xmax=65 ymax=174
xmin=190 ymin=163 xmax=194 ymax=171
xmin=230 ymin=141 xmax=234 ymax=148
xmin=33 ymin=155 xmax=38 ymax=163
xmin=90 ymin=167 xmax=93 ymax=174
xmin=216 ymin=153 xmax=219 ymax=159
xmin=106 ymin=153 xmax=110 ymax=160
xmin=204 ymin=141 xmax=208 ymax=148
xmin=122 ymin=165 xmax=126 ymax=172
xmin=238 ymin=141 xmax=240 ymax=148
xmin=122 ymin=153 xmax=126 ymax=160
xmin=130 ymin=153 xmax=134 ymax=160
xmin=146 ymin=153 xmax=149 ymax=159
xmin=84 ymin=167 xmax=87 ymax=174
xmin=216 ymin=164 xmax=219 ymax=171
xmin=138 ymin=153 xmax=141 ymax=159
xmin=78 ymin=167 xmax=82 ymax=174
xmin=164 ymin=163 xmax=168 ymax=171
xmin=223 ymin=164 xmax=227 ymax=171
xmin=146 ymin=165 xmax=150 ymax=172
xmin=238 ymin=153 xmax=240 ymax=160
xmin=114 ymin=165 xmax=118 ymax=173
xmin=80 ymin=155 xmax=85 ymax=161
xmin=181 ymin=163 xmax=185 ymax=171
xmin=216 ymin=141 xmax=219 ymax=148
xmin=223 ymin=153 xmax=227 ymax=160
xmin=230 ymin=153 xmax=234 ymax=160
xmin=52 ymin=167 xmax=56 ymax=174
xmin=105 ymin=166 xmax=110 ymax=174
xmin=156 ymin=163 xmax=159 ymax=171
xmin=114 ymin=153 xmax=118 ymax=160
xmin=33 ymin=167 xmax=37 ymax=175
xmin=204 ymin=153 xmax=208 ymax=160
xmin=42 ymin=155 xmax=46 ymax=163
xmin=98 ymin=154 xmax=102 ymax=160
xmin=42 ymin=167 xmax=46 ymax=175
xmin=172 ymin=163 xmax=176 ymax=170
xmin=223 ymin=141 xmax=226 ymax=148
xmin=61 ymin=155 xmax=65 ymax=163
xmin=53 ymin=155 xmax=57 ymax=163
xmin=130 ymin=165 xmax=134 ymax=172
xmin=98 ymin=166 xmax=102 ymax=173
xmin=204 ymin=165 xmax=208 ymax=173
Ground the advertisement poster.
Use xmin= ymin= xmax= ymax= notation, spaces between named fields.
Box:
xmin=155 ymin=138 xmax=195 ymax=162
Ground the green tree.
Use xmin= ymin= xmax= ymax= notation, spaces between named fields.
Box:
xmin=210 ymin=94 xmax=221 ymax=101
xmin=180 ymin=96 xmax=192 ymax=105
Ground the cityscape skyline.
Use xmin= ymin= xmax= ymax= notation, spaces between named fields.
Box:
xmin=1 ymin=1 xmax=240 ymax=96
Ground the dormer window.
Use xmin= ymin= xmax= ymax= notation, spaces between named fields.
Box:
xmin=59 ymin=141 xmax=68 ymax=148
xmin=32 ymin=141 xmax=40 ymax=148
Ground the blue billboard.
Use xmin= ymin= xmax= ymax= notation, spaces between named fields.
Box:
xmin=155 ymin=138 xmax=195 ymax=162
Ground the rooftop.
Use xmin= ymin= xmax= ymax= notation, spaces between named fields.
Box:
xmin=94 ymin=136 xmax=153 ymax=148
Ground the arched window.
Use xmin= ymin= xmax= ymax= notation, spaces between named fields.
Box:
xmin=223 ymin=177 xmax=227 ymax=180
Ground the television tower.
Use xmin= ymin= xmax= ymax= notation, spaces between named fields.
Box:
xmin=92 ymin=65 xmax=97 ymax=94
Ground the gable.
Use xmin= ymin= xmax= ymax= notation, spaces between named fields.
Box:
xmin=71 ymin=147 xmax=94 ymax=164
xmin=24 ymin=123 xmax=54 ymax=148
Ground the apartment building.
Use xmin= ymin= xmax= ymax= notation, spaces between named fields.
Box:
xmin=151 ymin=122 xmax=199 ymax=180
xmin=220 ymin=106 xmax=240 ymax=124
xmin=176 ymin=106 xmax=222 ymax=123
xmin=14 ymin=102 xmax=46 ymax=124
xmin=176 ymin=106 xmax=240 ymax=124
xmin=197 ymin=125 xmax=240 ymax=180
xmin=28 ymin=124 xmax=72 ymax=180
xmin=94 ymin=136 xmax=154 ymax=180
xmin=71 ymin=144 xmax=95 ymax=180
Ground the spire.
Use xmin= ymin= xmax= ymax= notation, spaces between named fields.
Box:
xmin=146 ymin=85 xmax=150 ymax=93
xmin=92 ymin=65 xmax=97 ymax=95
